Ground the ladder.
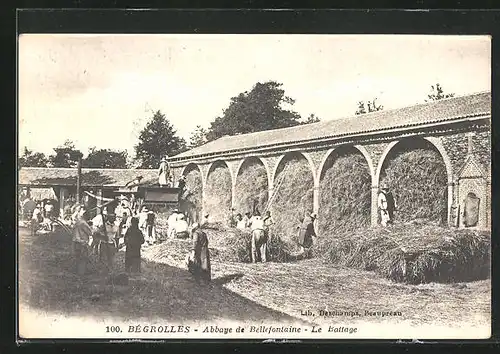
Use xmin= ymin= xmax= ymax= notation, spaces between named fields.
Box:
xmin=264 ymin=163 xmax=290 ymax=213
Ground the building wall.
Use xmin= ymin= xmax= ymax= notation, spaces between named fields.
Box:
xmin=170 ymin=123 xmax=491 ymax=230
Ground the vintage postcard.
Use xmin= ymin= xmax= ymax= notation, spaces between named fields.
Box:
xmin=17 ymin=33 xmax=491 ymax=340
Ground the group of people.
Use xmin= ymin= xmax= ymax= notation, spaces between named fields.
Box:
xmin=71 ymin=202 xmax=150 ymax=276
xmin=166 ymin=208 xmax=195 ymax=239
xmin=68 ymin=196 xmax=162 ymax=275
xmin=27 ymin=199 xmax=58 ymax=233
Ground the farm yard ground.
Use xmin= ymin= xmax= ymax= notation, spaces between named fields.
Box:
xmin=18 ymin=226 xmax=490 ymax=339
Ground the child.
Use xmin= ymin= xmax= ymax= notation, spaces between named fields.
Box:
xmin=124 ymin=217 xmax=145 ymax=273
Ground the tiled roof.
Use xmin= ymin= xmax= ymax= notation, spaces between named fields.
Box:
xmin=18 ymin=167 xmax=158 ymax=187
xmin=173 ymin=91 xmax=491 ymax=160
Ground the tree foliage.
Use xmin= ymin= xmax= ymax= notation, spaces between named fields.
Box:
xmin=82 ymin=147 xmax=128 ymax=169
xmin=19 ymin=147 xmax=48 ymax=167
xmin=300 ymin=114 xmax=321 ymax=125
xmin=355 ymin=98 xmax=384 ymax=115
xmin=426 ymin=83 xmax=455 ymax=102
xmin=206 ymin=81 xmax=302 ymax=141
xmin=188 ymin=125 xmax=208 ymax=149
xmin=134 ymin=110 xmax=187 ymax=168
xmin=49 ymin=140 xmax=83 ymax=168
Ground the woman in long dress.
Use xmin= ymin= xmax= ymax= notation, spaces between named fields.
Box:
xmin=124 ymin=217 xmax=145 ymax=273
xmin=188 ymin=223 xmax=211 ymax=284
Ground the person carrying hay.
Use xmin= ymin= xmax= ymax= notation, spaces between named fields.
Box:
xmin=187 ymin=223 xmax=211 ymax=284
xmin=378 ymin=183 xmax=396 ymax=227
xmin=298 ymin=213 xmax=318 ymax=254
xmin=124 ymin=217 xmax=145 ymax=273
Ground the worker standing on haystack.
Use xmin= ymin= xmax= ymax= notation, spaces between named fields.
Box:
xmin=158 ymin=156 xmax=170 ymax=187
xmin=298 ymin=213 xmax=318 ymax=255
xmin=167 ymin=208 xmax=179 ymax=238
xmin=72 ymin=207 xmax=92 ymax=276
xmin=250 ymin=211 xmax=268 ymax=263
xmin=378 ymin=183 xmax=396 ymax=227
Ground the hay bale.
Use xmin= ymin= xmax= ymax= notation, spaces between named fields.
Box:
xmin=180 ymin=169 xmax=203 ymax=224
xmin=381 ymin=149 xmax=448 ymax=224
xmin=234 ymin=160 xmax=268 ymax=214
xmin=318 ymin=154 xmax=371 ymax=236
xmin=316 ymin=223 xmax=490 ymax=284
xmin=204 ymin=164 xmax=232 ymax=223
xmin=270 ymin=158 xmax=313 ymax=249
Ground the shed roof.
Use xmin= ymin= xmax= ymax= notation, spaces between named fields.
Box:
xmin=173 ymin=91 xmax=491 ymax=160
xmin=18 ymin=167 xmax=158 ymax=187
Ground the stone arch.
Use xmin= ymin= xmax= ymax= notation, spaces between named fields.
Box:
xmin=375 ymin=136 xmax=451 ymax=224
xmin=207 ymin=159 xmax=234 ymax=182
xmin=318 ymin=144 xmax=375 ymax=185
xmin=272 ymin=151 xmax=317 ymax=185
xmin=375 ymin=137 xmax=452 ymax=187
xmin=181 ymin=162 xmax=203 ymax=184
xmin=234 ymin=156 xmax=270 ymax=214
xmin=235 ymin=156 xmax=272 ymax=190
xmin=317 ymin=144 xmax=373 ymax=233
xmin=205 ymin=160 xmax=233 ymax=222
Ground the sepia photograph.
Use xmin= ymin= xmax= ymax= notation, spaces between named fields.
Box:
xmin=17 ymin=33 xmax=491 ymax=340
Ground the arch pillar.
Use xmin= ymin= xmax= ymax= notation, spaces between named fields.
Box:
xmin=423 ymin=136 xmax=454 ymax=226
xmin=313 ymin=179 xmax=320 ymax=215
xmin=371 ymin=185 xmax=379 ymax=226
xmin=225 ymin=159 xmax=241 ymax=209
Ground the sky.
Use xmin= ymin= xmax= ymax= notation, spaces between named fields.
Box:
xmin=18 ymin=34 xmax=491 ymax=158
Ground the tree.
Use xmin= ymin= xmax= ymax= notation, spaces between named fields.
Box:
xmin=82 ymin=147 xmax=128 ymax=169
xmin=134 ymin=110 xmax=187 ymax=168
xmin=355 ymin=98 xmax=384 ymax=115
xmin=49 ymin=140 xmax=83 ymax=168
xmin=426 ymin=83 xmax=455 ymax=102
xmin=188 ymin=125 xmax=208 ymax=149
xmin=300 ymin=113 xmax=321 ymax=125
xmin=19 ymin=147 xmax=48 ymax=167
xmin=206 ymin=81 xmax=302 ymax=141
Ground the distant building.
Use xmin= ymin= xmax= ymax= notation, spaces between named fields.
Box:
xmin=18 ymin=167 xmax=158 ymax=215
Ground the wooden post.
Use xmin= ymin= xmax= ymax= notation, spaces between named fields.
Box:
xmin=76 ymin=156 xmax=82 ymax=203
